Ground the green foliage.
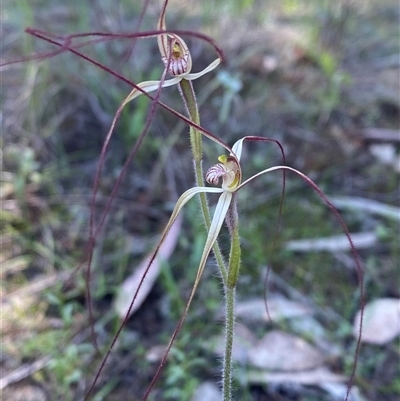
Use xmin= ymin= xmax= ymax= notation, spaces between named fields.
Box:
xmin=46 ymin=342 xmax=95 ymax=400
xmin=21 ymin=330 xmax=70 ymax=358
xmin=162 ymin=333 xmax=206 ymax=400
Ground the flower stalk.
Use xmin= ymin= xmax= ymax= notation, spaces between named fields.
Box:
xmin=180 ymin=79 xmax=241 ymax=400
xmin=227 ymin=197 xmax=241 ymax=290
xmin=223 ymin=196 xmax=241 ymax=400
xmin=178 ymin=79 xmax=228 ymax=285
xmin=157 ymin=8 xmax=240 ymax=398
xmin=223 ymin=286 xmax=235 ymax=401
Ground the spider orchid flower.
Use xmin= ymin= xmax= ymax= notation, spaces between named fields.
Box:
xmin=123 ymin=4 xmax=221 ymax=104
xmin=149 ymin=135 xmax=289 ymax=310
xmin=147 ymin=132 xmax=363 ymax=321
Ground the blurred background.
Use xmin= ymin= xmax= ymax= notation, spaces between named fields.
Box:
xmin=2 ymin=0 xmax=399 ymax=400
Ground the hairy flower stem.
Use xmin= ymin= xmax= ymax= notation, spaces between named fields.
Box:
xmin=223 ymin=286 xmax=235 ymax=401
xmin=179 ymin=79 xmax=241 ymax=400
xmin=179 ymin=79 xmax=227 ymax=283
xmin=223 ymin=198 xmax=241 ymax=400
xmin=227 ymin=198 xmax=241 ymax=289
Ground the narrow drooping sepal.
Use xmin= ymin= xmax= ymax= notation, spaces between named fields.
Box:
xmin=196 ymin=191 xmax=233 ymax=285
xmin=123 ymin=78 xmax=181 ymax=105
xmin=164 ymin=187 xmax=224 ymax=231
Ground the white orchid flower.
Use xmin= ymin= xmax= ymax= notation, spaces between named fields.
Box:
xmin=147 ymin=136 xmax=291 ymax=312
xmin=123 ymin=4 xmax=221 ymax=105
xmin=145 ymin=132 xmax=364 ymax=340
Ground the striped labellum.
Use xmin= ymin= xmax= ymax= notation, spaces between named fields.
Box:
xmin=206 ymin=163 xmax=226 ymax=186
xmin=162 ymin=38 xmax=190 ymax=76
xmin=206 ymin=155 xmax=241 ymax=191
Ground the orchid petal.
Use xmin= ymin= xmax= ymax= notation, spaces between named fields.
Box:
xmin=185 ymin=58 xmax=221 ymax=81
xmin=157 ymin=2 xmax=169 ymax=59
xmin=151 ymin=190 xmax=232 ymax=390
xmin=144 ymin=186 xmax=224 ymax=293
xmin=123 ymin=77 xmax=182 ymax=105
xmin=231 ymin=138 xmax=245 ymax=161
xmin=237 ymin=165 xmax=294 ymax=190
xmin=194 ymin=191 xmax=233 ymax=286
xmin=168 ymin=186 xmax=224 ymax=225
xmin=150 ymin=188 xmax=228 ymax=318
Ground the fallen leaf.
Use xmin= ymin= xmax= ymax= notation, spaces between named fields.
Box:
xmin=320 ymin=383 xmax=367 ymax=401
xmin=328 ymin=195 xmax=400 ymax=222
xmin=353 ymin=298 xmax=400 ymax=345
xmin=369 ymin=143 xmax=397 ymax=165
xmin=114 ymin=214 xmax=182 ymax=318
xmin=285 ymin=231 xmax=378 ymax=252
xmin=246 ymin=366 xmax=346 ymax=385
xmin=289 ymin=315 xmax=341 ymax=359
xmin=0 ymin=357 xmax=50 ymax=390
xmin=234 ymin=296 xmax=311 ymax=323
xmin=248 ymin=330 xmax=325 ymax=371
xmin=354 ymin=128 xmax=400 ymax=143
xmin=1 ymin=384 xmax=47 ymax=401
xmin=145 ymin=344 xmax=167 ymax=363
xmin=190 ymin=382 xmax=221 ymax=401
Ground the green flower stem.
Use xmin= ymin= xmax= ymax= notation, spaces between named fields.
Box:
xmin=227 ymin=198 xmax=241 ymax=289
xmin=223 ymin=197 xmax=241 ymax=400
xmin=179 ymin=80 xmax=202 ymax=161
xmin=223 ymin=285 xmax=235 ymax=401
xmin=179 ymin=79 xmax=227 ymax=283
xmin=179 ymin=78 xmax=240 ymax=401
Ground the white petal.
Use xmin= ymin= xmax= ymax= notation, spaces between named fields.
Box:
xmin=174 ymin=186 xmax=223 ymax=215
xmin=231 ymin=138 xmax=245 ymax=161
xmin=195 ymin=191 xmax=232 ymax=282
xmin=157 ymin=4 xmax=168 ymax=57
xmin=123 ymin=77 xmax=182 ymax=105
xmin=152 ymin=186 xmax=223 ymax=266
xmin=237 ymin=165 xmax=294 ymax=190
xmin=155 ymin=190 xmax=230 ymax=367
xmin=185 ymin=58 xmax=221 ymax=81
